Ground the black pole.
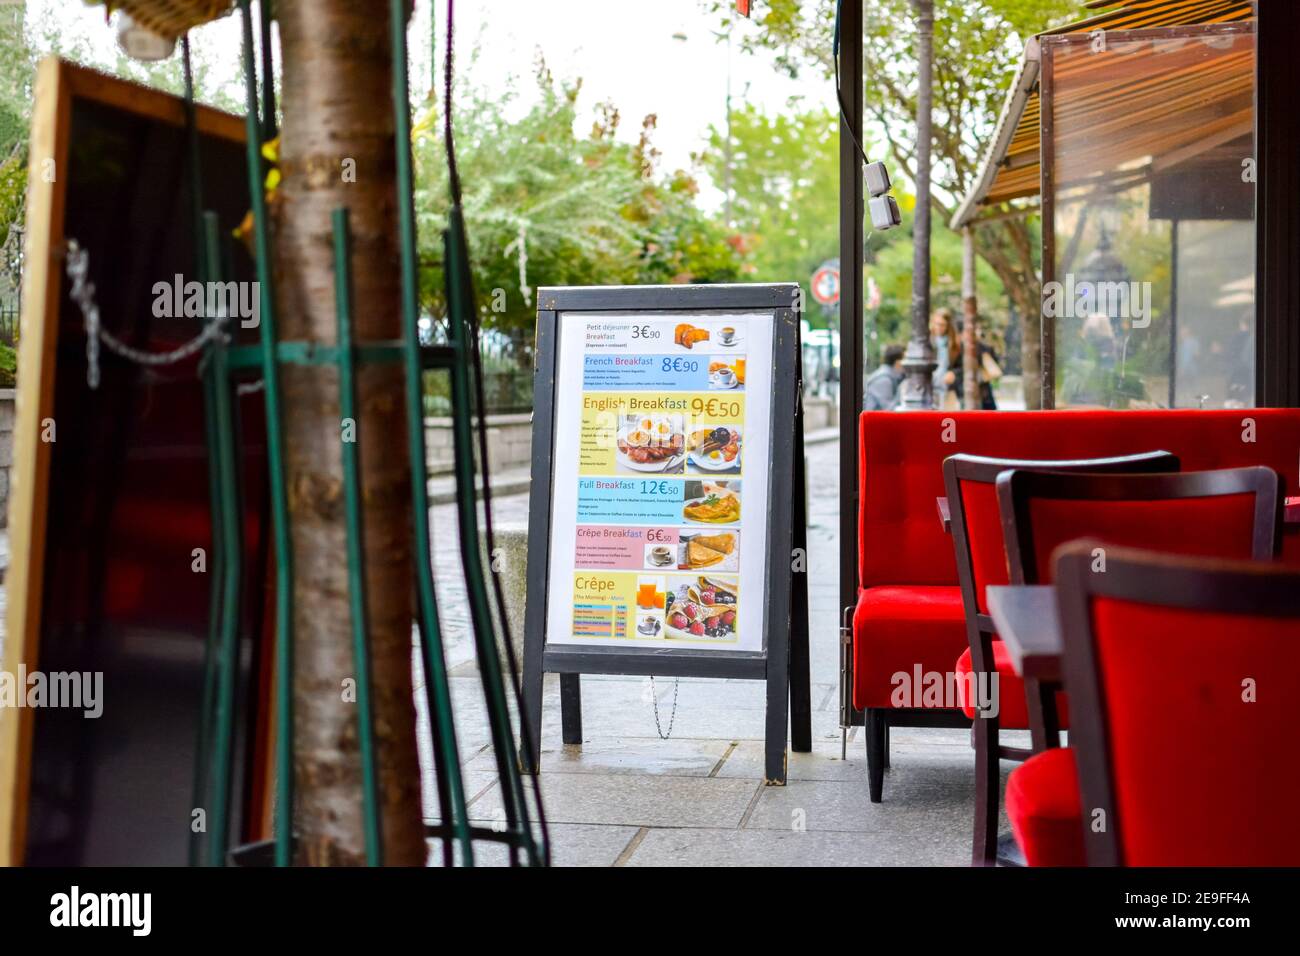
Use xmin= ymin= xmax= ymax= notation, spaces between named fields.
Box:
xmin=837 ymin=0 xmax=863 ymax=727
xmin=258 ymin=0 xmax=277 ymax=139
xmin=1256 ymin=0 xmax=1300 ymax=408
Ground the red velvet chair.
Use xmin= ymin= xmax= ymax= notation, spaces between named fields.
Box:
xmin=998 ymin=466 xmax=1280 ymax=584
xmin=854 ymin=410 xmax=1300 ymax=807
xmin=942 ymin=451 xmax=1179 ymax=866
xmin=1013 ymin=543 xmax=1300 ymax=866
xmin=997 ymin=468 xmax=1281 ymax=866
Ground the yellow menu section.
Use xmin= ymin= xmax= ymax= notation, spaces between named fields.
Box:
xmin=572 ymin=571 xmax=638 ymax=641
xmin=571 ymin=570 xmax=741 ymax=644
xmin=579 ymin=391 xmax=747 ymax=477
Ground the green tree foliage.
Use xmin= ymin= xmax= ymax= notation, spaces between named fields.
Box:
xmin=0 ymin=150 xmax=24 ymax=266
xmin=705 ymin=0 xmax=1082 ymax=405
xmin=872 ymin=221 xmax=1008 ymax=351
xmin=413 ymin=60 xmax=742 ymax=338
xmin=0 ymin=2 xmax=243 ymax=303
xmin=697 ymin=101 xmax=1011 ymax=357
xmin=1 ymin=0 xmax=33 ymax=295
xmin=700 ymin=105 xmax=844 ymax=323
xmin=0 ymin=3 xmax=32 ymax=155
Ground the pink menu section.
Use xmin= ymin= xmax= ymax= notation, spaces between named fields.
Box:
xmin=575 ymin=525 xmax=680 ymax=570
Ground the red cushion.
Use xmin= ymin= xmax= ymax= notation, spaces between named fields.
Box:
xmin=959 ymin=480 xmax=1009 ymax=612
xmin=954 ymin=642 xmax=1069 ymax=729
xmin=1026 ymin=495 xmax=1260 ymax=584
xmin=1006 ymin=747 xmax=1085 ymax=867
xmin=858 ymin=409 xmax=1300 ymax=591
xmin=852 ymin=586 xmax=965 ymax=711
xmin=1090 ymin=597 xmax=1300 ymax=866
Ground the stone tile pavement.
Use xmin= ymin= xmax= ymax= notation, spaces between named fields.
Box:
xmin=424 ymin=437 xmax=1017 ymax=866
xmin=0 ymin=431 xmax=1008 ymax=866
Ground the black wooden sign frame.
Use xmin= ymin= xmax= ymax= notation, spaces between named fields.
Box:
xmin=520 ymin=283 xmax=811 ymax=784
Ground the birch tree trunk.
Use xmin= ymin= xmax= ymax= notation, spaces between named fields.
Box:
xmin=273 ymin=0 xmax=425 ymax=866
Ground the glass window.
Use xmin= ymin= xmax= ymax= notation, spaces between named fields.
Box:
xmin=1042 ymin=27 xmax=1255 ymax=409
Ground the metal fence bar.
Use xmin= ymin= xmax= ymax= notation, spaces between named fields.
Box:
xmin=388 ymin=0 xmax=473 ymax=866
xmin=201 ymin=212 xmax=244 ymax=866
xmin=238 ymin=0 xmax=296 ymax=868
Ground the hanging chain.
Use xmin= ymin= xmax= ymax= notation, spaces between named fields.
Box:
xmin=64 ymin=239 xmax=229 ymax=389
xmin=649 ymin=675 xmax=680 ymax=740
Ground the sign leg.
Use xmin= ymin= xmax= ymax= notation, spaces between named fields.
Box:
xmin=560 ymin=673 xmax=583 ymax=745
xmin=790 ymin=434 xmax=813 ymax=753
xmin=790 ymin=575 xmax=812 ymax=753
xmin=764 ymin=637 xmax=791 ymax=784
xmin=520 ymin=633 xmax=545 ymax=775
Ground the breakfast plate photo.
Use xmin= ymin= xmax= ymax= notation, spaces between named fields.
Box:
xmin=687 ymin=425 xmax=742 ymax=472
xmin=615 ymin=415 xmax=685 ymax=473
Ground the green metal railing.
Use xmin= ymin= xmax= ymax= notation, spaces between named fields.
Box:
xmin=185 ymin=0 xmax=546 ymax=868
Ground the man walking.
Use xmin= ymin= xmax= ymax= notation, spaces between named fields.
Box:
xmin=864 ymin=344 xmax=905 ymax=411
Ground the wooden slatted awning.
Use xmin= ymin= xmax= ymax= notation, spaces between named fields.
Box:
xmin=952 ymin=0 xmax=1255 ymax=227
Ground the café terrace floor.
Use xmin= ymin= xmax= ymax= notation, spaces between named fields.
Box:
xmin=427 ymin=436 xmax=1020 ymax=867
xmin=0 ymin=433 xmax=1015 ymax=866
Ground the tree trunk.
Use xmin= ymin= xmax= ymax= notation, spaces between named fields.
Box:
xmin=972 ymin=218 xmax=1043 ymax=410
xmin=1002 ymin=217 xmax=1043 ymax=409
xmin=273 ymin=0 xmax=425 ymax=866
xmin=961 ymin=225 xmax=979 ymax=410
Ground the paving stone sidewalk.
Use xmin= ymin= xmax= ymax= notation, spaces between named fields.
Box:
xmin=0 ymin=434 xmax=1008 ymax=866
xmin=424 ymin=437 xmax=1016 ymax=866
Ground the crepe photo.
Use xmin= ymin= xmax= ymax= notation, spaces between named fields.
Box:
xmin=680 ymin=479 xmax=741 ymax=525
xmin=678 ymin=530 xmax=739 ymax=572
xmin=664 ymin=576 xmax=739 ymax=641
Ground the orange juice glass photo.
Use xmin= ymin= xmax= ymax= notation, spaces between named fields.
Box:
xmin=637 ymin=580 xmax=658 ymax=608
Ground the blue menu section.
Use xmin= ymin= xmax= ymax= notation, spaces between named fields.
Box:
xmin=577 ymin=476 xmax=685 ymax=524
xmin=583 ymin=354 xmax=710 ymax=391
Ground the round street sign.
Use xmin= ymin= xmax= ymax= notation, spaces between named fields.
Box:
xmin=811 ymin=263 xmax=840 ymax=306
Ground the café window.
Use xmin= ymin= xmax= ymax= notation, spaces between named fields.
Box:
xmin=1041 ymin=24 xmax=1256 ymax=409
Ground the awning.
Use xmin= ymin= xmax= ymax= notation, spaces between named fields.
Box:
xmin=951 ymin=0 xmax=1255 ymax=228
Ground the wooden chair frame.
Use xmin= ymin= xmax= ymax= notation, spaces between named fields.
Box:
xmin=941 ymin=450 xmax=1178 ymax=866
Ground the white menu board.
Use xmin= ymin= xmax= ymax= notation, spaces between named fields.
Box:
xmin=544 ymin=311 xmax=775 ymax=653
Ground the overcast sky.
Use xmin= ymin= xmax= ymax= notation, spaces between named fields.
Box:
xmin=26 ymin=1 xmax=828 ymax=210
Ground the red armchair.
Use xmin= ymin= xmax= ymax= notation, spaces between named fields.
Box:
xmin=1013 ymin=543 xmax=1300 ymax=866
xmin=996 ymin=467 xmax=1281 ymax=866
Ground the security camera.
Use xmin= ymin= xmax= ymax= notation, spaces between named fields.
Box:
xmin=869 ymin=194 xmax=902 ymax=231
xmin=863 ymin=162 xmax=901 ymax=231
xmin=863 ymin=161 xmax=892 ymax=198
